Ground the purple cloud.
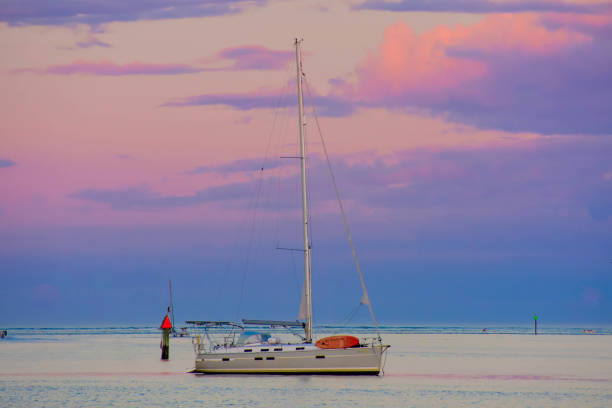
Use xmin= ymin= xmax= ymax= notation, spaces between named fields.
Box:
xmin=354 ymin=0 xmax=611 ymax=14
xmin=447 ymin=41 xmax=612 ymax=135
xmin=164 ymin=91 xmax=285 ymax=110
xmin=16 ymin=45 xmax=294 ymax=76
xmin=70 ymin=136 xmax=612 ymax=224
xmin=75 ymin=36 xmax=111 ymax=49
xmin=216 ymin=45 xmax=293 ymax=70
xmin=326 ymin=138 xmax=612 ymax=222
xmin=16 ymin=61 xmax=205 ymax=76
xmin=70 ymin=183 xmax=256 ymax=210
xmin=164 ymin=88 xmax=355 ymax=117
xmin=0 ymin=0 xmax=265 ymax=26
xmin=309 ymin=94 xmax=355 ymax=117
xmin=0 ymin=158 xmax=17 ymax=168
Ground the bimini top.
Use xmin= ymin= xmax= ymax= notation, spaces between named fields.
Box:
xmin=242 ymin=319 xmax=305 ymax=328
xmin=186 ymin=321 xmax=244 ymax=329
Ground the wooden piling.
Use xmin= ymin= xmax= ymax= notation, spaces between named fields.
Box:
xmin=161 ymin=328 xmax=170 ymax=360
xmin=160 ymin=313 xmax=172 ymax=360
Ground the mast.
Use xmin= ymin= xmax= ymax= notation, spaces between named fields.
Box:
xmin=295 ymin=38 xmax=313 ymax=343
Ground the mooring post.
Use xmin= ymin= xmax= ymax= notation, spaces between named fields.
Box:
xmin=160 ymin=312 xmax=172 ymax=360
xmin=534 ymin=313 xmax=538 ymax=335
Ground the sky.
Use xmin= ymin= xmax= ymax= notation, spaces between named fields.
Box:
xmin=1 ymin=0 xmax=611 ymax=326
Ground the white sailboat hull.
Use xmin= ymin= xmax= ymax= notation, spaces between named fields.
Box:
xmin=193 ymin=344 xmax=389 ymax=375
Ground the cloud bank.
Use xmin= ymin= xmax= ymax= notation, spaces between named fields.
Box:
xmin=16 ymin=61 xmax=205 ymax=76
xmin=345 ymin=13 xmax=612 ymax=134
xmin=69 ymin=137 xmax=612 ymax=222
xmin=75 ymin=36 xmax=112 ymax=49
xmin=156 ymin=14 xmax=612 ymax=134
xmin=0 ymin=0 xmax=264 ymax=26
xmin=215 ymin=45 xmax=293 ymax=70
xmin=163 ymin=87 xmax=355 ymax=117
xmin=70 ymin=183 xmax=255 ymax=210
xmin=355 ymin=0 xmax=612 ymax=14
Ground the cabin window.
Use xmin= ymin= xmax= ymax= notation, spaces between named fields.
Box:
xmin=260 ymin=348 xmax=269 ymax=352
xmin=296 ymin=347 xmax=305 ymax=350
xmin=222 ymin=357 xmax=230 ymax=362
xmin=316 ymin=355 xmax=325 ymax=359
xmin=244 ymin=349 xmax=252 ymax=352
xmin=254 ymin=357 xmax=263 ymax=361
xmin=266 ymin=356 xmax=275 ymax=360
xmin=274 ymin=348 xmax=283 ymax=351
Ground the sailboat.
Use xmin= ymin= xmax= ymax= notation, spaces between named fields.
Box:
xmin=188 ymin=39 xmax=389 ymax=375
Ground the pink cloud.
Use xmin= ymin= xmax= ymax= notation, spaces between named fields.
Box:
xmin=344 ymin=12 xmax=612 ymax=134
xmin=356 ymin=22 xmax=488 ymax=100
xmin=355 ymin=14 xmax=588 ymax=102
xmin=457 ymin=13 xmax=590 ymax=54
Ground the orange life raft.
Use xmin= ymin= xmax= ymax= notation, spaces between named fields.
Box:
xmin=315 ymin=335 xmax=360 ymax=349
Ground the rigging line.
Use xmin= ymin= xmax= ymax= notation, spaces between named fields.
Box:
xmin=212 ymin=154 xmax=266 ymax=311
xmin=272 ymin=104 xmax=286 ymax=257
xmin=236 ymin=60 xmax=293 ymax=322
xmin=305 ymin=116 xmax=315 ymax=253
xmin=300 ymin=81 xmax=320 ymax=325
xmin=304 ymin=118 xmax=318 ymax=324
xmin=213 ymin=187 xmax=253 ymax=310
xmin=290 ymin=249 xmax=301 ymax=300
xmin=303 ymin=77 xmax=382 ymax=340
xmin=213 ymin=133 xmax=273 ymax=312
xmin=271 ymin=61 xmax=294 ymax=269
xmin=292 ymin=140 xmax=303 ymax=317
xmin=215 ymin=62 xmax=293 ymax=316
xmin=342 ymin=302 xmax=363 ymax=326
xmin=235 ymin=154 xmax=265 ymax=322
xmin=271 ymin=70 xmax=293 ymax=284
xmin=290 ymin=111 xmax=301 ymax=277
xmin=274 ymin=106 xmax=291 ymax=246
xmin=272 ymin=79 xmax=297 ymax=303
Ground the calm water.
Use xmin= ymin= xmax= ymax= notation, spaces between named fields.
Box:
xmin=1 ymin=325 xmax=611 ymax=407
